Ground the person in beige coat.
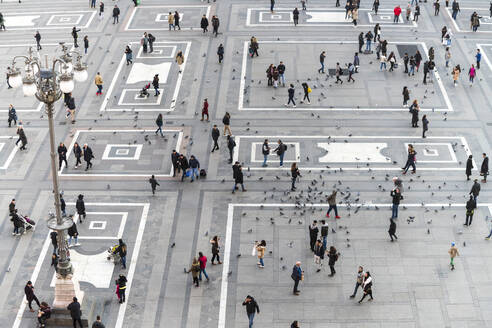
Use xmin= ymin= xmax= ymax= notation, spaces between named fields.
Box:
xmin=176 ymin=51 xmax=184 ymax=73
xmin=256 ymin=240 xmax=266 ymax=268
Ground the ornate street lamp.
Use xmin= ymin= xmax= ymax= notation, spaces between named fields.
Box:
xmin=7 ymin=43 xmax=88 ymax=308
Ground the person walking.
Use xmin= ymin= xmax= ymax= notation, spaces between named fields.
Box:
xmin=188 ymin=155 xmax=200 ymax=182
xmin=255 ymin=240 xmax=266 ymax=268
xmin=402 ymin=144 xmax=416 ymax=174
xmin=390 ymin=187 xmax=402 ymax=218
xmin=76 ymin=194 xmax=86 ymax=223
xmin=318 ymin=51 xmax=326 ymax=73
xmin=470 ymin=178 xmax=481 ymax=202
xmin=327 ymin=246 xmax=339 ymax=276
xmin=466 ymin=155 xmax=473 ymax=180
xmin=222 ymin=112 xmax=232 ymax=136
xmin=285 ymin=84 xmax=296 ymax=108
xmin=72 ymin=27 xmax=80 ymax=48
xmin=211 ymin=125 xmax=220 ymax=152
xmin=402 ymin=86 xmax=410 ymax=107
xmin=117 ymin=274 xmax=127 ymax=303
xmin=149 ymin=175 xmax=159 ymax=195
xmin=388 ymin=218 xmax=398 ymax=241
xmin=469 ymin=64 xmax=476 ymax=86
xmin=217 ymin=44 xmax=224 ymax=63
xmin=34 ymin=31 xmax=42 ymax=50
xmin=293 ymin=8 xmax=299 ymax=26
xmin=125 ymin=45 xmax=133 ymax=65
xmin=448 ymin=242 xmax=459 ymax=270
xmin=210 ymin=235 xmax=222 ymax=265
xmin=358 ymin=272 xmax=374 ymax=303
xmin=155 ymin=113 xmax=164 ymax=137
xmin=201 ymin=98 xmax=209 ymax=121
xmin=232 ymin=161 xmax=246 ymax=193
xmin=67 ymin=297 xmax=83 ymax=328
xmin=481 ymin=153 xmax=489 ymax=182
xmin=179 ymin=154 xmax=189 ymax=181
xmin=350 ymin=266 xmax=365 ymax=298
xmin=112 ymin=5 xmax=120 ymax=24
xmin=25 ymin=281 xmax=41 ymax=312
xmin=92 ymin=315 xmax=105 ymax=328
xmin=410 ymin=100 xmax=420 ymax=127
xmin=152 ymin=74 xmax=160 ymax=96
xmin=83 ymin=144 xmax=94 ymax=171
xmin=291 ymin=261 xmax=303 ymax=295
xmin=83 ymin=36 xmax=89 ymax=54
xmin=187 ymin=257 xmax=201 ymax=287
xmin=212 ymin=15 xmax=220 ymax=36
xmin=227 ymin=135 xmax=235 ymax=164
xmin=309 ymin=220 xmax=319 ymax=251
xmin=200 ymin=15 xmax=209 ymax=33
xmin=452 ymin=65 xmax=460 ymax=86
xmin=8 ymin=104 xmax=17 ymax=127
xmin=242 ymin=295 xmax=260 ymax=328
xmin=452 ymin=0 xmax=460 ymax=19
xmin=174 ymin=11 xmax=181 ymax=30
xmin=198 ymin=252 xmax=209 ymax=281
xmin=326 ymin=191 xmax=340 ymax=218
xmin=58 ymin=142 xmax=68 ymax=170
xmin=274 ymin=140 xmax=287 ymax=166
xmin=168 ymin=12 xmax=175 ymax=30
xmin=464 ymin=195 xmax=476 ymax=226
xmin=291 ymin=163 xmax=301 ymax=191
xmin=422 ymin=115 xmax=429 ymax=138
xmin=72 ymin=142 xmax=82 ymax=169
xmin=94 ymin=72 xmax=103 ymax=95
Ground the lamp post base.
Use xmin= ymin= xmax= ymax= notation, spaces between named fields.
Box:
xmin=52 ymin=274 xmax=76 ymax=309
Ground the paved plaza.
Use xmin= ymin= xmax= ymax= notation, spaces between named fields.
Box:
xmin=0 ymin=0 xmax=491 ymax=327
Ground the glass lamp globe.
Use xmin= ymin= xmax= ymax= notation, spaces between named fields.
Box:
xmin=73 ymin=68 xmax=88 ymax=82
xmin=9 ymin=72 xmax=23 ymax=88
xmin=59 ymin=78 xmax=74 ymax=93
xmin=22 ymin=82 xmax=37 ymax=97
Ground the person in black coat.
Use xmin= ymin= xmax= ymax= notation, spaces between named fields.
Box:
xmin=25 ymin=281 xmax=41 ymax=311
xmin=211 ymin=125 xmax=220 ymax=152
xmin=308 ymin=220 xmax=318 ymax=251
xmin=149 ymin=175 xmax=159 ymax=195
xmin=227 ymin=135 xmax=236 ymax=164
xmin=83 ymin=144 xmax=93 ymax=171
xmin=388 ymin=218 xmax=397 ymax=241
xmin=171 ymin=150 xmax=180 ymax=177
xmin=58 ymin=142 xmax=68 ymax=170
xmin=178 ymin=154 xmax=189 ymax=181
xmin=481 ymin=153 xmax=489 ymax=182
xmin=242 ymin=295 xmax=260 ymax=327
xmin=466 ymin=155 xmax=473 ymax=180
xmin=232 ymin=161 xmax=246 ymax=193
xmin=76 ymin=194 xmax=86 ymax=222
xmin=67 ymin=297 xmax=83 ymax=328
xmin=464 ymin=195 xmax=476 ymax=226
xmin=200 ymin=15 xmax=209 ymax=33
xmin=73 ymin=142 xmax=82 ymax=168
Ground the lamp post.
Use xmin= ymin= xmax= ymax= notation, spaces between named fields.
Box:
xmin=7 ymin=44 xmax=88 ymax=308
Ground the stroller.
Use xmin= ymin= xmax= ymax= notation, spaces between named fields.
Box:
xmin=19 ymin=214 xmax=36 ymax=233
xmin=107 ymin=244 xmax=121 ymax=264
xmin=138 ymin=83 xmax=151 ymax=98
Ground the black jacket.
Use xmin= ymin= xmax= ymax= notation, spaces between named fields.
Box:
xmin=242 ymin=297 xmax=259 ymax=314
xmin=211 ymin=128 xmax=220 ymax=141
xmin=67 ymin=301 xmax=81 ymax=319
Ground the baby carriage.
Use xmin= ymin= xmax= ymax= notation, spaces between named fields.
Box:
xmin=107 ymin=244 xmax=121 ymax=264
xmin=19 ymin=214 xmax=36 ymax=232
xmin=138 ymin=83 xmax=151 ymax=98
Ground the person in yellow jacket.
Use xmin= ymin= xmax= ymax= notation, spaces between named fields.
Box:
xmin=95 ymin=72 xmax=103 ymax=96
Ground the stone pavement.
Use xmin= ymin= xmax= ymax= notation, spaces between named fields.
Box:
xmin=0 ymin=0 xmax=491 ymax=327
